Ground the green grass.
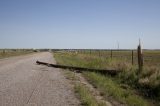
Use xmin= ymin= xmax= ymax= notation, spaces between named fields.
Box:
xmin=0 ymin=49 xmax=34 ymax=59
xmin=63 ymin=69 xmax=77 ymax=81
xmin=83 ymin=72 xmax=149 ymax=106
xmin=54 ymin=51 xmax=160 ymax=106
xmin=75 ymin=50 xmax=160 ymax=67
xmin=63 ymin=70 xmax=105 ymax=106
xmin=75 ymin=83 xmax=105 ymax=106
xmin=54 ymin=52 xmax=126 ymax=70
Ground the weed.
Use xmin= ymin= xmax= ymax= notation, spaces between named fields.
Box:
xmin=54 ymin=51 xmax=160 ymax=105
xmin=83 ymin=72 xmax=149 ymax=106
xmin=75 ymin=83 xmax=105 ymax=106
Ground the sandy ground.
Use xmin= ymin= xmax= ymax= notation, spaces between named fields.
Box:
xmin=0 ymin=52 xmax=80 ymax=106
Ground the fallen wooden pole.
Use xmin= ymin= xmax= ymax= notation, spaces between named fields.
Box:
xmin=36 ymin=61 xmax=119 ymax=76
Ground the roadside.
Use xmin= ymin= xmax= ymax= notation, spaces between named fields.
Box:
xmin=62 ymin=70 xmax=108 ymax=106
xmin=0 ymin=50 xmax=35 ymax=60
xmin=54 ymin=53 xmax=113 ymax=106
xmin=54 ymin=52 xmax=155 ymax=106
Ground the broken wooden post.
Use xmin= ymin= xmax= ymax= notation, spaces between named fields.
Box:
xmin=36 ymin=61 xmax=119 ymax=76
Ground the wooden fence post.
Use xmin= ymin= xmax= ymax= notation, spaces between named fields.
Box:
xmin=3 ymin=50 xmax=5 ymax=54
xmin=111 ymin=50 xmax=113 ymax=59
xmin=99 ymin=50 xmax=100 ymax=57
xmin=137 ymin=43 xmax=143 ymax=72
xmin=132 ymin=50 xmax=134 ymax=65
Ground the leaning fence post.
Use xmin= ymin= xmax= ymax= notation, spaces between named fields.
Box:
xmin=137 ymin=41 xmax=143 ymax=72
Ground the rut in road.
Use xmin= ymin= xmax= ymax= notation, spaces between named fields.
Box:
xmin=0 ymin=52 xmax=80 ymax=106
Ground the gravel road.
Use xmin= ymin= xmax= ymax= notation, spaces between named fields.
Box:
xmin=0 ymin=52 xmax=80 ymax=106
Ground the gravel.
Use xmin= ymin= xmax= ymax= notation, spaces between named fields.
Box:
xmin=0 ymin=52 xmax=80 ymax=106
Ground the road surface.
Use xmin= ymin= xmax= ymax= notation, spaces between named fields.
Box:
xmin=0 ymin=52 xmax=79 ymax=106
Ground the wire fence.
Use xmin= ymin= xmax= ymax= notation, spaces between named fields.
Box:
xmin=68 ymin=49 xmax=160 ymax=67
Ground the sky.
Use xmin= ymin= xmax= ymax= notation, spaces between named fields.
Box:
xmin=0 ymin=0 xmax=160 ymax=49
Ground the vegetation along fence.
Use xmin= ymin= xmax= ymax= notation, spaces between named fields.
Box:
xmin=66 ymin=49 xmax=160 ymax=68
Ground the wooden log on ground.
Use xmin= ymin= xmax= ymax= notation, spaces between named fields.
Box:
xmin=36 ymin=61 xmax=119 ymax=76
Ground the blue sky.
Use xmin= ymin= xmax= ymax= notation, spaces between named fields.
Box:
xmin=0 ymin=0 xmax=160 ymax=49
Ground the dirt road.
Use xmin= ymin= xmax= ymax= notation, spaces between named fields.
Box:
xmin=0 ymin=52 xmax=79 ymax=106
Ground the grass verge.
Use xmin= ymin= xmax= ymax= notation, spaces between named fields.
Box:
xmin=83 ymin=72 xmax=149 ymax=106
xmin=75 ymin=83 xmax=105 ymax=106
xmin=63 ymin=70 xmax=105 ymax=106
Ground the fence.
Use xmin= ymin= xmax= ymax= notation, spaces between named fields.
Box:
xmin=67 ymin=49 xmax=160 ymax=67
xmin=0 ymin=49 xmax=35 ymax=59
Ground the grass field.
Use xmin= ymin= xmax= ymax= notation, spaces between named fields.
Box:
xmin=76 ymin=50 xmax=160 ymax=67
xmin=0 ymin=49 xmax=35 ymax=59
xmin=54 ymin=50 xmax=160 ymax=106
